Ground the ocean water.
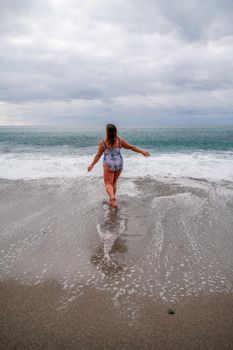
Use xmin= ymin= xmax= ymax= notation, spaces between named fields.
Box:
xmin=0 ymin=126 xmax=233 ymax=181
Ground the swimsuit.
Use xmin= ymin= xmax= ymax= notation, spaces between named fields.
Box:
xmin=103 ymin=137 xmax=123 ymax=172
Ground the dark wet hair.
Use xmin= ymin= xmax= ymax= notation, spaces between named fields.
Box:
xmin=106 ymin=124 xmax=117 ymax=145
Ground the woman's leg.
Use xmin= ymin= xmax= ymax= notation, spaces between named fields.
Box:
xmin=103 ymin=165 xmax=115 ymax=200
xmin=113 ymin=169 xmax=122 ymax=195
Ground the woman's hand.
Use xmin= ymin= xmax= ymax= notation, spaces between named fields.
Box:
xmin=142 ymin=150 xmax=151 ymax=157
xmin=87 ymin=164 xmax=94 ymax=172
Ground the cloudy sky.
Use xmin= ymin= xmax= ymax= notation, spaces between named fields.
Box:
xmin=0 ymin=0 xmax=233 ymax=126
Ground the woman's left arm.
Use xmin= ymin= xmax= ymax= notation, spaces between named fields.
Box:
xmin=87 ymin=142 xmax=104 ymax=171
xmin=120 ymin=138 xmax=151 ymax=157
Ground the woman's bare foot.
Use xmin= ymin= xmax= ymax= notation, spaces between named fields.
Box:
xmin=110 ymin=197 xmax=118 ymax=208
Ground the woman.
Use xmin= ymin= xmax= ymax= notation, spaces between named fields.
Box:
xmin=87 ymin=124 xmax=151 ymax=208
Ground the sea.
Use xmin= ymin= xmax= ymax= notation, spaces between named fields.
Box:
xmin=0 ymin=125 xmax=233 ymax=182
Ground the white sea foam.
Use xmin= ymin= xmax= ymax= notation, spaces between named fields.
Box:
xmin=0 ymin=151 xmax=233 ymax=182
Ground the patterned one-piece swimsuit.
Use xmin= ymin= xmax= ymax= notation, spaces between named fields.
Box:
xmin=103 ymin=137 xmax=123 ymax=172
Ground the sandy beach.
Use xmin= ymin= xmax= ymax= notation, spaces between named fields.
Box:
xmin=0 ymin=176 xmax=233 ymax=349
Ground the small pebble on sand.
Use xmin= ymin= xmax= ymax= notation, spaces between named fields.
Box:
xmin=168 ymin=308 xmax=175 ymax=315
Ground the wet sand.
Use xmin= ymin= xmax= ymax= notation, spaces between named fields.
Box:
xmin=0 ymin=177 xmax=233 ymax=349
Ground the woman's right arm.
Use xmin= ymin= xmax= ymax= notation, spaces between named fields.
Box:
xmin=120 ymin=138 xmax=151 ymax=157
xmin=87 ymin=141 xmax=104 ymax=171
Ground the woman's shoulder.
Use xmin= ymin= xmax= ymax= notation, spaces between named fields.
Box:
xmin=118 ymin=136 xmax=125 ymax=144
xmin=99 ymin=139 xmax=107 ymax=150
xmin=117 ymin=136 xmax=122 ymax=147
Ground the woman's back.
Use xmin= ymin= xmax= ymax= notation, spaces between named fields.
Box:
xmin=103 ymin=137 xmax=123 ymax=172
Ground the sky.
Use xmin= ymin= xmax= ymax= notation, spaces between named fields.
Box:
xmin=0 ymin=0 xmax=233 ymax=126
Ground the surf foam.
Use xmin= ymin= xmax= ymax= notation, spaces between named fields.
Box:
xmin=0 ymin=151 xmax=233 ymax=182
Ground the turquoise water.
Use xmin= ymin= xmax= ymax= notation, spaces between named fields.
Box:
xmin=1 ymin=126 xmax=233 ymax=153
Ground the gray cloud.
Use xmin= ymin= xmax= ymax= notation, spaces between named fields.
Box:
xmin=0 ymin=0 xmax=233 ymax=125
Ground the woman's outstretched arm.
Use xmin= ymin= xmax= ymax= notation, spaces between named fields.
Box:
xmin=87 ymin=142 xmax=104 ymax=171
xmin=120 ymin=138 xmax=151 ymax=157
